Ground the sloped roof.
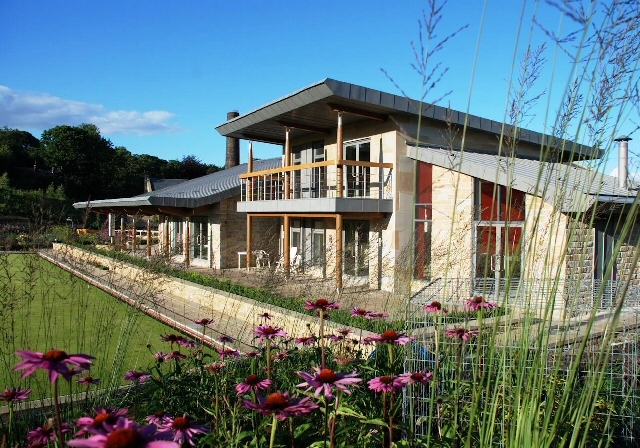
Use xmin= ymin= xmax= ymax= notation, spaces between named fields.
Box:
xmin=147 ymin=178 xmax=187 ymax=192
xmin=216 ymin=78 xmax=599 ymax=160
xmin=407 ymin=145 xmax=637 ymax=213
xmin=74 ymin=158 xmax=281 ymax=215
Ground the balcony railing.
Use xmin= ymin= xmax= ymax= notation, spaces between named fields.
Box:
xmin=239 ymin=160 xmax=393 ymax=201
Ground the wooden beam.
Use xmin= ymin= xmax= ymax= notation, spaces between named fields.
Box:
xmin=284 ymin=127 xmax=291 ymax=200
xmin=336 ymin=112 xmax=343 ymax=198
xmin=247 ymin=212 xmax=387 ymax=219
xmin=246 ymin=214 xmax=252 ymax=271
xmin=283 ymin=214 xmax=290 ymax=278
xmin=336 ymin=214 xmax=343 ymax=291
xmin=239 ymin=132 xmax=285 ymax=145
xmin=146 ymin=219 xmax=152 ymax=258
xmin=327 ymin=102 xmax=387 ymax=121
xmin=277 ymin=120 xmax=332 ymax=135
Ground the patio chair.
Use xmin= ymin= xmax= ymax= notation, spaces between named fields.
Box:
xmin=275 ymin=247 xmax=300 ymax=273
xmin=252 ymin=250 xmax=270 ymax=268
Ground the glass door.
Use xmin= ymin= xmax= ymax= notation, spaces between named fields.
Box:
xmin=344 ymin=220 xmax=370 ymax=277
xmin=191 ymin=217 xmax=209 ymax=260
xmin=344 ymin=141 xmax=370 ymax=197
xmin=474 ymin=224 xmax=522 ymax=296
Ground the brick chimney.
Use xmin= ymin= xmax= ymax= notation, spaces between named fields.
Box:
xmin=226 ymin=111 xmax=240 ymax=169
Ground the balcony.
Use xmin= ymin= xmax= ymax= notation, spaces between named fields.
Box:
xmin=238 ymin=160 xmax=394 ymax=214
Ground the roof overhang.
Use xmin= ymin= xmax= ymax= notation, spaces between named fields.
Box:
xmin=238 ymin=197 xmax=393 ymax=214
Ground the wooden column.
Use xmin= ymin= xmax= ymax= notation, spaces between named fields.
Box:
xmin=184 ymin=217 xmax=190 ymax=266
xmin=246 ymin=214 xmax=252 ymax=271
xmin=336 ymin=112 xmax=343 ymax=198
xmin=120 ymin=216 xmax=125 ymax=248
xmin=283 ymin=214 xmax=290 ymax=278
xmin=336 ymin=213 xmax=343 ymax=291
xmin=132 ymin=217 xmax=137 ymax=252
xmin=247 ymin=142 xmax=254 ymax=201
xmin=284 ymin=127 xmax=291 ymax=200
xmin=146 ymin=219 xmax=152 ymax=258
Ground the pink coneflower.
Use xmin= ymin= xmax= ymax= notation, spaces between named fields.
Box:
xmin=194 ymin=318 xmax=214 ymax=326
xmin=365 ymin=311 xmax=389 ymax=320
xmin=124 ymin=370 xmax=152 ymax=383
xmin=272 ymin=350 xmax=290 ymax=362
xmin=424 ymin=301 xmax=449 ymax=314
xmin=161 ymin=334 xmax=185 ymax=346
xmin=296 ymin=367 xmax=362 ymax=399
xmin=351 ymin=307 xmax=369 ymax=318
xmin=254 ymin=325 xmax=287 ymax=342
xmin=295 ymin=335 xmax=316 ymax=346
xmin=219 ymin=335 xmax=234 ymax=344
xmin=204 ymin=361 xmax=225 ymax=373
xmin=164 ymin=351 xmax=186 ymax=361
xmin=235 ymin=374 xmax=272 ymax=395
xmin=154 ymin=352 xmax=167 ymax=363
xmin=78 ymin=375 xmax=100 ymax=386
xmin=177 ymin=338 xmax=196 ymax=349
xmin=445 ymin=328 xmax=479 ymax=341
xmin=336 ymin=328 xmax=353 ymax=336
xmin=369 ymin=330 xmax=414 ymax=345
xmin=368 ymin=375 xmax=404 ymax=393
xmin=162 ymin=414 xmax=209 ymax=446
xmin=28 ymin=422 xmax=71 ymax=445
xmin=328 ymin=334 xmax=345 ymax=343
xmin=67 ymin=417 xmax=179 ymax=448
xmin=305 ymin=298 xmax=340 ymax=311
xmin=258 ymin=312 xmax=273 ymax=321
xmin=466 ymin=296 xmax=497 ymax=311
xmin=0 ymin=386 xmax=31 ymax=403
xmin=244 ymin=351 xmax=261 ymax=359
xmin=217 ymin=348 xmax=241 ymax=359
xmin=76 ymin=408 xmax=128 ymax=436
xmin=146 ymin=410 xmax=172 ymax=427
xmin=398 ymin=371 xmax=434 ymax=385
xmin=15 ymin=349 xmax=94 ymax=383
xmin=242 ymin=391 xmax=319 ymax=421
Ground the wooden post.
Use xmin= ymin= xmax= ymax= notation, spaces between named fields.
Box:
xmin=132 ymin=217 xmax=137 ymax=252
xmin=336 ymin=112 xmax=343 ymax=198
xmin=283 ymin=214 xmax=290 ymax=278
xmin=336 ymin=214 xmax=343 ymax=291
xmin=246 ymin=214 xmax=252 ymax=271
xmin=120 ymin=216 xmax=125 ymax=248
xmin=146 ymin=219 xmax=152 ymax=258
xmin=184 ymin=217 xmax=190 ymax=266
xmin=284 ymin=127 xmax=291 ymax=200
xmin=164 ymin=216 xmax=170 ymax=256
xmin=247 ymin=142 xmax=254 ymax=201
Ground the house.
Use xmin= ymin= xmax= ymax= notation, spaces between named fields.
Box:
xmin=216 ymin=78 xmax=639 ymax=311
xmin=74 ymin=156 xmax=281 ymax=269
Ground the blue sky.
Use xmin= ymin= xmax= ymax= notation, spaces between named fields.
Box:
xmin=1 ymin=0 xmax=637 ymax=174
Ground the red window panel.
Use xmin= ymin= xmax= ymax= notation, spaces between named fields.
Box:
xmin=416 ymin=162 xmax=432 ymax=204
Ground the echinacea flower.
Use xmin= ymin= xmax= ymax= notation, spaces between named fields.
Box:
xmin=398 ymin=370 xmax=434 ymax=385
xmin=160 ymin=334 xmax=185 ymax=345
xmin=28 ymin=422 xmax=71 ymax=445
xmin=254 ymin=325 xmax=287 ymax=342
xmin=351 ymin=307 xmax=369 ymax=318
xmin=164 ymin=351 xmax=186 ymax=361
xmin=445 ymin=328 xmax=479 ymax=341
xmin=204 ymin=361 xmax=225 ymax=373
xmin=242 ymin=391 xmax=319 ymax=421
xmin=235 ymin=374 xmax=272 ymax=395
xmin=244 ymin=351 xmax=261 ymax=359
xmin=295 ymin=336 xmax=316 ymax=346
xmin=0 ymin=386 xmax=31 ymax=403
xmin=305 ymin=298 xmax=340 ymax=312
xmin=15 ymin=349 xmax=94 ymax=383
xmin=219 ymin=335 xmax=234 ymax=344
xmin=162 ymin=414 xmax=209 ymax=446
xmin=194 ymin=318 xmax=214 ymax=326
xmin=154 ymin=352 xmax=167 ymax=363
xmin=258 ymin=312 xmax=273 ymax=321
xmin=424 ymin=301 xmax=449 ymax=314
xmin=146 ymin=410 xmax=173 ymax=427
xmin=297 ymin=367 xmax=362 ymax=399
xmin=124 ymin=370 xmax=152 ymax=383
xmin=336 ymin=328 xmax=353 ymax=336
xmin=67 ymin=417 xmax=179 ymax=448
xmin=272 ymin=350 xmax=290 ymax=362
xmin=177 ymin=338 xmax=196 ymax=349
xmin=368 ymin=375 xmax=404 ymax=393
xmin=76 ymin=408 xmax=128 ymax=436
xmin=217 ymin=348 xmax=241 ymax=359
xmin=365 ymin=311 xmax=389 ymax=320
xmin=328 ymin=334 xmax=345 ymax=343
xmin=369 ymin=330 xmax=414 ymax=345
xmin=78 ymin=375 xmax=100 ymax=386
xmin=466 ymin=296 xmax=497 ymax=311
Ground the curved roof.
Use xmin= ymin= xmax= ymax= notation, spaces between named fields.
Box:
xmin=216 ymin=78 xmax=599 ymax=160
xmin=74 ymin=158 xmax=281 ymax=215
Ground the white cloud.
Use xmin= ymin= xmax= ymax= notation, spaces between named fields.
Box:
xmin=0 ymin=85 xmax=182 ymax=136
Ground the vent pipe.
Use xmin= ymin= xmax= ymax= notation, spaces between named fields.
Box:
xmin=614 ymin=135 xmax=632 ymax=189
xmin=225 ymin=111 xmax=240 ymax=169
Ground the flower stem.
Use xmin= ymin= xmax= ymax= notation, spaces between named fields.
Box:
xmin=52 ymin=378 xmax=65 ymax=447
xmin=320 ymin=313 xmax=326 ymax=369
xmin=266 ymin=339 xmax=272 ymax=382
xmin=269 ymin=414 xmax=278 ymax=448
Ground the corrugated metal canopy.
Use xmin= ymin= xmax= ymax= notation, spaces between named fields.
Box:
xmin=407 ymin=145 xmax=637 ymax=213
xmin=216 ymin=78 xmax=598 ymax=159
xmin=73 ymin=158 xmax=281 ymax=215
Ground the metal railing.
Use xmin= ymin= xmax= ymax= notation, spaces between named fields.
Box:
xmin=240 ymin=161 xmax=393 ymax=201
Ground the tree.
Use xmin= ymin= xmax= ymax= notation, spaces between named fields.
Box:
xmin=0 ymin=127 xmax=40 ymax=169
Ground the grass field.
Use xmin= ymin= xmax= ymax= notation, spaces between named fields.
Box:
xmin=0 ymin=253 xmax=203 ymax=400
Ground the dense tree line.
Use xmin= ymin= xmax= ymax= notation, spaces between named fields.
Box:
xmin=0 ymin=125 xmax=221 ymax=222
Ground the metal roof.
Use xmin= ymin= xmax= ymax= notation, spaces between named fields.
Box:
xmin=147 ymin=178 xmax=188 ymax=192
xmin=216 ymin=78 xmax=598 ymax=159
xmin=73 ymin=158 xmax=281 ymax=214
xmin=407 ymin=145 xmax=637 ymax=213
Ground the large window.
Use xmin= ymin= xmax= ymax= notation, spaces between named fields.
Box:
xmin=414 ymin=162 xmax=432 ymax=280
xmin=344 ymin=139 xmax=371 ymax=197
xmin=292 ymin=140 xmax=325 ymax=198
xmin=191 ymin=217 xmax=208 ymax=260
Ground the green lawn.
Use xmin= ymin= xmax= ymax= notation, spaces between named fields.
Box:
xmin=0 ymin=254 xmax=204 ymax=399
